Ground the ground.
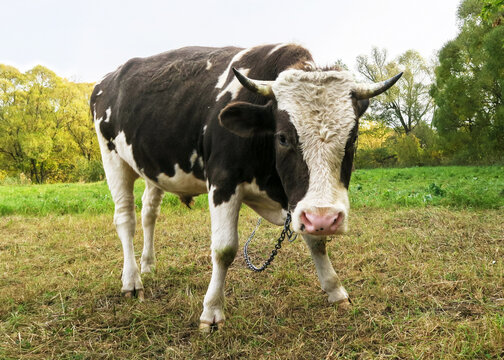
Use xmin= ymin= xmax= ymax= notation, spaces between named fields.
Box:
xmin=0 ymin=166 xmax=503 ymax=359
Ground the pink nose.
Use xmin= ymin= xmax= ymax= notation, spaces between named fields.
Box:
xmin=300 ymin=211 xmax=344 ymax=235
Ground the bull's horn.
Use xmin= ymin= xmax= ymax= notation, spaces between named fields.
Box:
xmin=353 ymin=72 xmax=403 ymax=100
xmin=232 ymin=68 xmax=274 ymax=98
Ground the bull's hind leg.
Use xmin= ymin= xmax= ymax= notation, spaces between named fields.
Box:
xmin=106 ymin=163 xmax=143 ymax=299
xmin=303 ymin=235 xmax=351 ymax=310
xmin=199 ymin=186 xmax=242 ymax=332
xmin=140 ymin=183 xmax=164 ymax=273
xmin=97 ymin=141 xmax=143 ymax=299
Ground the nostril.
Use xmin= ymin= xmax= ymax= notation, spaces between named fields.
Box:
xmin=301 ymin=211 xmax=312 ymax=226
xmin=331 ymin=212 xmax=345 ymax=230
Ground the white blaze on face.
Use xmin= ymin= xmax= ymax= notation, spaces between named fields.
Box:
xmin=271 ymin=70 xmax=358 ymax=233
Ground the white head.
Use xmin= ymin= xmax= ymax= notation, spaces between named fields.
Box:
xmin=220 ymin=67 xmax=402 ymax=236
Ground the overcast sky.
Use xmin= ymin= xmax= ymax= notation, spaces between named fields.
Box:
xmin=1 ymin=0 xmax=461 ymax=83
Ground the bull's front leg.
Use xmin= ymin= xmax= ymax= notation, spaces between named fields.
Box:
xmin=303 ymin=235 xmax=351 ymax=310
xmin=199 ymin=186 xmax=242 ymax=332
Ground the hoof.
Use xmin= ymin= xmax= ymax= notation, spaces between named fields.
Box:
xmin=123 ymin=289 xmax=145 ymax=301
xmin=199 ymin=321 xmax=224 ymax=333
xmin=137 ymin=289 xmax=145 ymax=302
xmin=199 ymin=322 xmax=211 ymax=334
xmin=337 ymin=298 xmax=351 ymax=313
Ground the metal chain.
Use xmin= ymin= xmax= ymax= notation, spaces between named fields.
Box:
xmin=243 ymin=211 xmax=297 ymax=272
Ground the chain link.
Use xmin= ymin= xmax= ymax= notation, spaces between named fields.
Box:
xmin=243 ymin=211 xmax=297 ymax=272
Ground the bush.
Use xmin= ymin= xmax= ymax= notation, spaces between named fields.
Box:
xmin=388 ymin=134 xmax=423 ymax=167
xmin=355 ymin=147 xmax=397 ymax=168
xmin=69 ymin=159 xmax=105 ymax=182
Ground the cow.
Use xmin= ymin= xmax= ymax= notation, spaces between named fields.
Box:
xmin=90 ymin=44 xmax=401 ymax=332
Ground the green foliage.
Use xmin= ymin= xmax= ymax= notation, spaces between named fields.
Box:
xmin=355 ymin=119 xmax=398 ymax=168
xmin=356 ymin=119 xmax=443 ymax=168
xmin=0 ymin=64 xmax=101 ymax=183
xmin=481 ymin=0 xmax=504 ymax=25
xmin=388 ymin=133 xmax=423 ymax=166
xmin=356 ymin=48 xmax=434 ymax=134
xmin=431 ymin=0 xmax=504 ymax=164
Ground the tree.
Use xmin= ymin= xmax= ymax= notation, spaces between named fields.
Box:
xmin=430 ymin=0 xmax=504 ymax=163
xmin=481 ymin=0 xmax=504 ymax=26
xmin=0 ymin=65 xmax=99 ymax=183
xmin=356 ymin=48 xmax=434 ymax=134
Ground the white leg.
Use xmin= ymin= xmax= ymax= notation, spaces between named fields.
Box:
xmin=303 ymin=235 xmax=350 ymax=307
xmin=105 ymin=161 xmax=142 ymax=297
xmin=140 ymin=183 xmax=164 ymax=273
xmin=95 ymin=118 xmax=142 ymax=299
xmin=199 ymin=186 xmax=242 ymax=331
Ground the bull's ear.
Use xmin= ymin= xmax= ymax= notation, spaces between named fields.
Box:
xmin=219 ymin=101 xmax=275 ymax=137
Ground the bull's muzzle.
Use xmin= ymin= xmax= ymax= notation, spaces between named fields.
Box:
xmin=299 ymin=207 xmax=345 ymax=235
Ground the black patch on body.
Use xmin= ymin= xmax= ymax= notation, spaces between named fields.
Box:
xmin=90 ymin=44 xmax=313 ymax=210
xmin=274 ymin=110 xmax=310 ymax=209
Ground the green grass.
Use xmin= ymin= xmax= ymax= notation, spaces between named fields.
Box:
xmin=0 ymin=166 xmax=503 ymax=359
xmin=0 ymin=166 xmax=503 ymax=216
xmin=0 ymin=181 xmax=209 ymax=216
xmin=349 ymin=166 xmax=504 ymax=209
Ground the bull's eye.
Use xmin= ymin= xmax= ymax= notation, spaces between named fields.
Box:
xmin=277 ymin=134 xmax=289 ymax=147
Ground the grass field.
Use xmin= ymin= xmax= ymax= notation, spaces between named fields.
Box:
xmin=0 ymin=166 xmax=503 ymax=359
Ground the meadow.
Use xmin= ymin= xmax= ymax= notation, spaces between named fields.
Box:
xmin=0 ymin=166 xmax=503 ymax=359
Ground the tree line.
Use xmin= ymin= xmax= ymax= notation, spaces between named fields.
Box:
xmin=0 ymin=0 xmax=502 ymax=183
xmin=0 ymin=65 xmax=101 ymax=183
xmin=355 ymin=0 xmax=503 ymax=168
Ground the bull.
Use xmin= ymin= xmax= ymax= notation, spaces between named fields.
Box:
xmin=90 ymin=44 xmax=401 ymax=331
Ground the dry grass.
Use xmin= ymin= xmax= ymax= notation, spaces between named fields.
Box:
xmin=1 ymin=206 xmax=503 ymax=359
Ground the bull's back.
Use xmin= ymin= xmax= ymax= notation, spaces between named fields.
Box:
xmin=90 ymin=46 xmax=242 ymax=194
xmin=91 ymin=44 xmax=314 ymax=197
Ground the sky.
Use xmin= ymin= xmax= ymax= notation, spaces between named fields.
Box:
xmin=1 ymin=0 xmax=462 ymax=83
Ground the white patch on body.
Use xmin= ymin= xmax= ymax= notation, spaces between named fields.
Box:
xmin=203 ymin=125 xmax=207 ymax=134
xmin=206 ymin=60 xmax=212 ymax=70
xmin=189 ymin=150 xmax=198 ymax=168
xmin=96 ymin=89 xmax=103 ymax=96
xmin=268 ymin=43 xmax=288 ymax=56
xmin=272 ymin=70 xmax=358 ymax=233
xmin=157 ymin=164 xmax=207 ymax=195
xmin=103 ymin=107 xmax=112 ymax=123
xmin=189 ymin=150 xmax=204 ymax=170
xmin=242 ymin=179 xmax=286 ymax=226
xmin=215 ymin=47 xmax=252 ymax=89
xmin=216 ymin=67 xmax=250 ymax=101
xmin=113 ymin=131 xmax=142 ymax=173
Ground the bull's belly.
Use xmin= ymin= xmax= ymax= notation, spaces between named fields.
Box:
xmin=113 ymin=135 xmax=207 ymax=197
xmin=155 ymin=165 xmax=207 ymax=196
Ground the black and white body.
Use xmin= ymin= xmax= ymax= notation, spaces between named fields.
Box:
xmin=90 ymin=44 xmax=401 ymax=331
